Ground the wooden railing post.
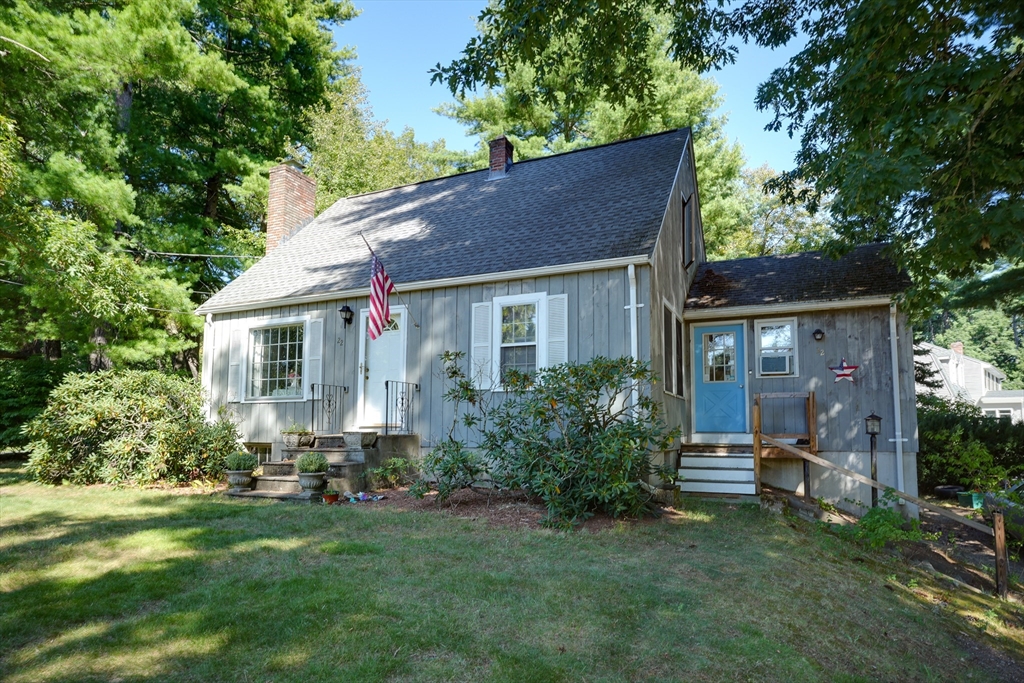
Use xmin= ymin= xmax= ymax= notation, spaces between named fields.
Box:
xmin=995 ymin=511 xmax=1009 ymax=600
xmin=807 ymin=391 xmax=818 ymax=454
xmin=753 ymin=396 xmax=762 ymax=495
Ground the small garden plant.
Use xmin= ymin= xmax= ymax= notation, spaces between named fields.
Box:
xmin=225 ymin=450 xmax=258 ymax=472
xmin=281 ymin=420 xmax=312 ymax=434
xmin=370 ymin=457 xmax=412 ymax=489
xmin=295 ymin=451 xmax=328 ymax=473
xmin=836 ymin=489 xmax=932 ymax=549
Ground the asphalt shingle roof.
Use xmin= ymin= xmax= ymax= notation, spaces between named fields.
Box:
xmin=198 ymin=129 xmax=690 ymax=312
xmin=685 ymin=243 xmax=909 ymax=309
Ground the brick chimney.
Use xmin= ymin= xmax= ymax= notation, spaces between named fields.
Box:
xmin=950 ymin=341 xmax=965 ymax=355
xmin=487 ymin=136 xmax=514 ymax=180
xmin=266 ymin=160 xmax=316 ymax=254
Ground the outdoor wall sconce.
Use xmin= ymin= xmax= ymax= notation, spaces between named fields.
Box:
xmin=339 ymin=305 xmax=354 ymax=326
xmin=812 ymin=329 xmax=825 ymax=341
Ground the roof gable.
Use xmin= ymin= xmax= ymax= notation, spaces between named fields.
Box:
xmin=198 ymin=129 xmax=691 ymax=313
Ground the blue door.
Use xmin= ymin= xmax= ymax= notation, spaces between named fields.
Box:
xmin=694 ymin=324 xmax=747 ymax=433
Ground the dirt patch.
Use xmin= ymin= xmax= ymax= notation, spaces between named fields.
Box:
xmin=342 ymin=486 xmax=685 ymax=531
xmin=912 ymin=499 xmax=1024 ymax=591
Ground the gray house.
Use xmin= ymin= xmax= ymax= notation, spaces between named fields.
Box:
xmin=196 ymin=129 xmax=919 ymax=511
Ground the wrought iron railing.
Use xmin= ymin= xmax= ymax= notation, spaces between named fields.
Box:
xmin=311 ymin=383 xmax=347 ymax=434
xmin=384 ymin=381 xmax=418 ymax=435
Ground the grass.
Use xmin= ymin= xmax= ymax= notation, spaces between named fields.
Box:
xmin=2 ymin=461 xmax=1023 ymax=682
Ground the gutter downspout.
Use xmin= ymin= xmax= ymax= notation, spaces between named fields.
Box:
xmin=627 ymin=264 xmax=640 ymax=411
xmin=889 ymin=303 xmax=906 ymax=500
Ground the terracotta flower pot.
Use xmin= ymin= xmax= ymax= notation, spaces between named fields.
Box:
xmin=322 ymin=493 xmax=340 ymax=505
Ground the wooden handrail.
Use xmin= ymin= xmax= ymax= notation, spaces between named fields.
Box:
xmin=759 ymin=434 xmax=994 ymax=537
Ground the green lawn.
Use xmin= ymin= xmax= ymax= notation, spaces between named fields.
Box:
xmin=2 ymin=460 xmax=1022 ymax=682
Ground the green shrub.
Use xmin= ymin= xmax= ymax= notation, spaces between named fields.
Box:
xmin=0 ymin=355 xmax=82 ymax=449
xmin=837 ymin=490 xmax=929 ymax=549
xmin=370 ymin=457 xmax=411 ymax=489
xmin=25 ymin=370 xmax=239 ymax=485
xmin=414 ymin=353 xmax=677 ymax=526
xmin=295 ymin=451 xmax=328 ymax=473
xmin=918 ymin=395 xmax=1023 ymax=490
xmin=485 ymin=357 xmax=678 ymax=528
xmin=225 ymin=450 xmax=258 ymax=471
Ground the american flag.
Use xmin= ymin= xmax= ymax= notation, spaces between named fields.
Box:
xmin=368 ymin=254 xmax=395 ymax=340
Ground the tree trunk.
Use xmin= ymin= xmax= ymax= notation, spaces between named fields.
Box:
xmin=89 ymin=324 xmax=112 ymax=372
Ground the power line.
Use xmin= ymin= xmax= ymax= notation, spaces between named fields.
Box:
xmin=0 ymin=277 xmax=24 ymax=286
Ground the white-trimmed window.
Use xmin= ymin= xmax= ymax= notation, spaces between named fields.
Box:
xmin=983 ymin=408 xmax=1013 ymax=420
xmin=249 ymin=323 xmax=305 ymax=398
xmin=226 ymin=316 xmax=323 ymax=403
xmin=663 ymin=304 xmax=684 ymax=397
xmin=755 ymin=318 xmax=798 ymax=377
xmin=471 ymin=292 xmax=568 ymax=389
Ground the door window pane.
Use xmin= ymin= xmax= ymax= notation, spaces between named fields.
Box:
xmin=703 ymin=332 xmax=736 ymax=383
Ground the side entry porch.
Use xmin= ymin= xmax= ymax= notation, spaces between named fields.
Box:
xmin=676 ymin=392 xmax=818 ymax=497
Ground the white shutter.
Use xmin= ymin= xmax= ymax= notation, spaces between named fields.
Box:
xmin=305 ymin=318 xmax=324 ymax=399
xmin=471 ymin=302 xmax=493 ymax=389
xmin=546 ymin=294 xmax=568 ymax=368
xmin=227 ymin=325 xmax=243 ymax=403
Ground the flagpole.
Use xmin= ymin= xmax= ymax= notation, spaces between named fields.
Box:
xmin=358 ymin=232 xmax=421 ymax=329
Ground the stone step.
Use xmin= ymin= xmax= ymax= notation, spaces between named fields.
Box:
xmin=678 ymin=467 xmax=755 ymax=483
xmin=678 ymin=480 xmax=757 ymax=495
xmin=262 ymin=462 xmax=295 ymax=476
xmin=253 ymin=475 xmax=302 ymax=493
xmin=281 ymin=448 xmax=369 ymax=464
xmin=225 ymin=490 xmax=325 ymax=504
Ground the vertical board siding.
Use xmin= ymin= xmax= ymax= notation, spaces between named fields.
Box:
xmin=207 ymin=267 xmax=647 ymax=455
xmin=747 ymin=306 xmax=918 ymax=454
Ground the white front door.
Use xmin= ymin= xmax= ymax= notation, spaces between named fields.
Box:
xmin=357 ymin=306 xmax=407 ymax=427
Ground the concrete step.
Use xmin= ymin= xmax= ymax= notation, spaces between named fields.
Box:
xmin=678 ymin=480 xmax=757 ymax=495
xmin=281 ymin=448 xmax=368 ymax=464
xmin=678 ymin=468 xmax=755 ymax=483
xmin=262 ymin=462 xmax=295 ymax=476
xmin=253 ymin=475 xmax=302 ymax=493
xmin=678 ymin=455 xmax=753 ymax=469
xmin=225 ymin=490 xmax=324 ymax=503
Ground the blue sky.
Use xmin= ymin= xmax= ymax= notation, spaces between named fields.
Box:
xmin=337 ymin=0 xmax=802 ymax=172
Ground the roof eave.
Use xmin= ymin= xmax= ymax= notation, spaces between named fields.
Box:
xmin=195 ymin=254 xmax=653 ymax=316
xmin=682 ymin=295 xmax=898 ymax=320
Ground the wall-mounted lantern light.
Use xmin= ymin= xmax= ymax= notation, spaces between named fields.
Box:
xmin=864 ymin=412 xmax=882 ymax=435
xmin=812 ymin=329 xmax=825 ymax=341
xmin=339 ymin=305 xmax=354 ymax=326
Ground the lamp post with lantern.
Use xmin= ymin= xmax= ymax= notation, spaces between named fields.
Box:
xmin=865 ymin=413 xmax=882 ymax=507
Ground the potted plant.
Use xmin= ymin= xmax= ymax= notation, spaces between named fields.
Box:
xmin=281 ymin=420 xmax=315 ymax=448
xmin=295 ymin=451 xmax=329 ymax=496
xmin=225 ymin=450 xmax=258 ymax=492
xmin=322 ymin=489 xmax=340 ymax=505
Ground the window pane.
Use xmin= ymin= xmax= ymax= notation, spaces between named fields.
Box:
xmin=500 ymin=344 xmax=536 ymax=380
xmin=663 ymin=307 xmax=674 ymax=395
xmin=675 ymin=318 xmax=684 ymax=393
xmin=249 ymin=323 xmax=304 ymax=398
xmin=501 ymin=304 xmax=536 ymax=344
xmin=760 ymin=323 xmax=792 ymax=349
xmin=703 ymin=332 xmax=737 ymax=383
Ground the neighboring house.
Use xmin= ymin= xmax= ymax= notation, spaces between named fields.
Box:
xmin=196 ymin=129 xmax=919 ymax=512
xmin=917 ymin=341 xmax=1024 ymax=422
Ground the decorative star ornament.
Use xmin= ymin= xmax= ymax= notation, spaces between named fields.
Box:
xmin=830 ymin=357 xmax=859 ymax=383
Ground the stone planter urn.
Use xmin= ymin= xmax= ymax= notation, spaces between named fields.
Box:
xmin=343 ymin=431 xmax=378 ymax=449
xmin=283 ymin=432 xmax=315 ymax=448
xmin=297 ymin=471 xmax=326 ymax=495
xmin=226 ymin=470 xmax=254 ymax=493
